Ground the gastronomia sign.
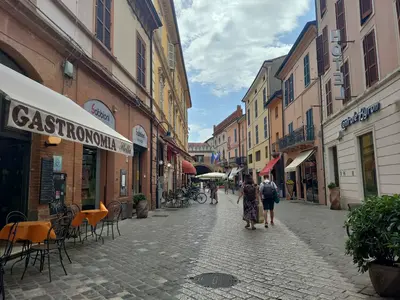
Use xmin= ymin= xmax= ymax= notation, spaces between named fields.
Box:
xmin=7 ymin=101 xmax=133 ymax=156
xmin=341 ymin=102 xmax=381 ymax=130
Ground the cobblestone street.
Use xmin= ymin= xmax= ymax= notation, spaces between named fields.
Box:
xmin=3 ymin=192 xmax=389 ymax=300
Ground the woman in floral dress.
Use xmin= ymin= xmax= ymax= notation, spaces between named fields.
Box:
xmin=237 ymin=174 xmax=258 ymax=230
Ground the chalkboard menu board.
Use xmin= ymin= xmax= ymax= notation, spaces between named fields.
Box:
xmin=39 ymin=157 xmax=54 ymax=204
xmin=49 ymin=173 xmax=67 ymax=215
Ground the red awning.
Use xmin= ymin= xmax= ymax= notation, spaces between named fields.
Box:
xmin=182 ymin=160 xmax=197 ymax=175
xmin=259 ymin=156 xmax=281 ymax=176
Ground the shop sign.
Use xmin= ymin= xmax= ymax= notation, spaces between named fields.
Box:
xmin=83 ymin=100 xmax=115 ymax=129
xmin=341 ymin=102 xmax=381 ymax=130
xmin=132 ymin=125 xmax=148 ymax=148
xmin=331 ymin=30 xmax=345 ymax=101
xmin=8 ymin=101 xmax=133 ymax=156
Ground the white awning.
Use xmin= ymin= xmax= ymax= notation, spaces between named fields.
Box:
xmin=228 ymin=167 xmax=238 ymax=180
xmin=285 ymin=149 xmax=315 ymax=172
xmin=0 ymin=64 xmax=133 ymax=156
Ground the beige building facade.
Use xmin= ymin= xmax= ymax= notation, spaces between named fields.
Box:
xmin=316 ymin=0 xmax=400 ymax=206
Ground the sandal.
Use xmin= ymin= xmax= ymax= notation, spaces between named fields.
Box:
xmin=251 ymin=227 xmax=256 ymax=230
xmin=245 ymin=223 xmax=250 ymax=228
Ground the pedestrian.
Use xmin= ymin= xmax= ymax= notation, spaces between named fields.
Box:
xmin=259 ymin=174 xmax=278 ymax=228
xmin=210 ymin=180 xmax=219 ymax=204
xmin=237 ymin=174 xmax=258 ymax=230
xmin=224 ymin=180 xmax=229 ymax=194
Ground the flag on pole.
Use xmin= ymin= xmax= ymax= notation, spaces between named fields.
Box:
xmin=211 ymin=152 xmax=215 ymax=164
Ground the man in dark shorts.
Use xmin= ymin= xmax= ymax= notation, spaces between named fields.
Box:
xmin=259 ymin=174 xmax=277 ymax=228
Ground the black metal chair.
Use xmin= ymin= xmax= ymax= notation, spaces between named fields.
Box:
xmin=0 ymin=222 xmax=18 ymax=300
xmin=67 ymin=204 xmax=82 ymax=245
xmin=5 ymin=212 xmax=28 ymax=275
xmin=100 ymin=201 xmax=122 ymax=240
xmin=21 ymin=216 xmax=72 ymax=282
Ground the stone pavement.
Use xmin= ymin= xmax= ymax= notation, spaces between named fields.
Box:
xmin=3 ymin=191 xmax=390 ymax=300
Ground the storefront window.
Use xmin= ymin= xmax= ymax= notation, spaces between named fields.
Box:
xmin=82 ymin=147 xmax=97 ymax=210
xmin=359 ymin=132 xmax=378 ymax=198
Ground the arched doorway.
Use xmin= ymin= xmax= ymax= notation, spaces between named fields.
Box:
xmin=195 ymin=164 xmax=212 ymax=176
xmin=0 ymin=49 xmax=33 ymax=226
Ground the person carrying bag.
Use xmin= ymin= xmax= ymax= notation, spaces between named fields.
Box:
xmin=259 ymin=174 xmax=278 ymax=228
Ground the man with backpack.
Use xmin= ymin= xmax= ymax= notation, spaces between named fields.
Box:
xmin=259 ymin=174 xmax=278 ymax=228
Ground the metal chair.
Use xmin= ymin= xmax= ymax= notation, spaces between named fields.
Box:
xmin=100 ymin=201 xmax=122 ymax=240
xmin=67 ymin=204 xmax=82 ymax=245
xmin=0 ymin=222 xmax=18 ymax=300
xmin=5 ymin=211 xmax=27 ymax=223
xmin=22 ymin=216 xmax=72 ymax=282
xmin=5 ymin=212 xmax=28 ymax=275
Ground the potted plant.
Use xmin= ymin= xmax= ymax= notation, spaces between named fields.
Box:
xmin=345 ymin=195 xmax=400 ymax=297
xmin=327 ymin=182 xmax=341 ymax=210
xmin=133 ymin=193 xmax=148 ymax=219
xmin=286 ymin=179 xmax=294 ymax=199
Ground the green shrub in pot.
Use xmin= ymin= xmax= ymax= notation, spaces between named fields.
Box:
xmin=345 ymin=194 xmax=400 ymax=297
xmin=133 ymin=193 xmax=148 ymax=219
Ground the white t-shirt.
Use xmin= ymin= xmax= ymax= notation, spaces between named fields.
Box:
xmin=259 ymin=180 xmax=277 ymax=199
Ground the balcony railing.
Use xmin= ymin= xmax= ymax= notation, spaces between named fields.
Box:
xmin=235 ymin=156 xmax=247 ymax=166
xmin=278 ymin=125 xmax=315 ymax=151
xmin=229 ymin=157 xmax=237 ymax=165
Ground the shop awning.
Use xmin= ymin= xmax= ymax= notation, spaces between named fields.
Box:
xmin=228 ymin=167 xmax=243 ymax=180
xmin=285 ymin=149 xmax=315 ymax=172
xmin=259 ymin=156 xmax=281 ymax=176
xmin=0 ymin=64 xmax=133 ymax=156
xmin=182 ymin=160 xmax=196 ymax=175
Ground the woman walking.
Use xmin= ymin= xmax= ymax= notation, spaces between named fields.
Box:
xmin=237 ymin=175 xmax=258 ymax=230
xmin=210 ymin=180 xmax=219 ymax=204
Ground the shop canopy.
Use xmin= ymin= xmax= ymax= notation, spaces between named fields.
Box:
xmin=259 ymin=156 xmax=281 ymax=176
xmin=0 ymin=64 xmax=133 ymax=156
xmin=285 ymin=149 xmax=315 ymax=173
xmin=228 ymin=167 xmax=243 ymax=180
xmin=182 ymin=160 xmax=196 ymax=175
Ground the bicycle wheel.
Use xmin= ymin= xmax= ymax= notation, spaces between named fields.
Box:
xmin=196 ymin=192 xmax=207 ymax=204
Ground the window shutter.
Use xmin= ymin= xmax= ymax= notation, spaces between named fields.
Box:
xmin=363 ymin=36 xmax=370 ymax=87
xmin=360 ymin=0 xmax=373 ymax=21
xmin=320 ymin=0 xmax=327 ymax=17
xmin=289 ymin=74 xmax=294 ymax=101
xmin=168 ymin=42 xmax=175 ymax=70
xmin=335 ymin=0 xmax=347 ymax=49
xmin=368 ymin=30 xmax=378 ymax=86
xmin=316 ymin=35 xmax=324 ymax=76
xmin=284 ymin=80 xmax=289 ymax=106
xmin=322 ymin=26 xmax=330 ymax=72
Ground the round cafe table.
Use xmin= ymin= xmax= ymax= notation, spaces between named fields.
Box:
xmin=0 ymin=221 xmax=56 ymax=243
xmin=71 ymin=204 xmax=108 ymax=243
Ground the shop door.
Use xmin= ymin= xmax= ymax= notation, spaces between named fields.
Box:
xmin=0 ymin=138 xmax=30 ymax=227
xmin=305 ymin=154 xmax=318 ymax=203
xmin=81 ymin=147 xmax=100 ymax=210
xmin=132 ymin=150 xmax=142 ymax=194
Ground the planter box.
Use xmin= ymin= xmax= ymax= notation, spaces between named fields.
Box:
xmin=369 ymin=262 xmax=400 ymax=297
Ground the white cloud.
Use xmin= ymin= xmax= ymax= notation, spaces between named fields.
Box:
xmin=189 ymin=124 xmax=213 ymax=142
xmin=175 ymin=0 xmax=311 ymax=96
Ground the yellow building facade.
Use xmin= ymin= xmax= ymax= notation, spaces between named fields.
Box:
xmin=242 ymin=57 xmax=286 ymax=184
xmin=151 ymin=0 xmax=191 ymax=206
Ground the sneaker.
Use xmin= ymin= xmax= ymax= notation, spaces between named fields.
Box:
xmin=264 ymin=223 xmax=268 ymax=228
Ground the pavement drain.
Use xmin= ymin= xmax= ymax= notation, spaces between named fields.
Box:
xmin=190 ymin=273 xmax=239 ymax=289
xmin=152 ymin=214 xmax=169 ymax=217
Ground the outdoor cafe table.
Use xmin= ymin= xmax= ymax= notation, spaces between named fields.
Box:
xmin=0 ymin=221 xmax=56 ymax=243
xmin=71 ymin=202 xmax=108 ymax=243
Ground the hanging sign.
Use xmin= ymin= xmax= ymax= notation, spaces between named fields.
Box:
xmin=341 ymin=102 xmax=381 ymax=130
xmin=7 ymin=101 xmax=133 ymax=156
xmin=331 ymin=30 xmax=345 ymax=100
xmin=83 ymin=100 xmax=116 ymax=129
xmin=132 ymin=125 xmax=148 ymax=148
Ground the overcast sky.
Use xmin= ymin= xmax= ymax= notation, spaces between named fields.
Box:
xmin=174 ymin=0 xmax=315 ymax=142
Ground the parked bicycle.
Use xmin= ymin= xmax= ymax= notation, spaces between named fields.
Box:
xmin=176 ymin=186 xmax=208 ymax=205
xmin=161 ymin=190 xmax=182 ymax=208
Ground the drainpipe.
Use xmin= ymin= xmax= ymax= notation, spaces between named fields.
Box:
xmin=150 ymin=29 xmax=154 ymax=209
xmin=314 ymin=0 xmax=327 ymax=206
xmin=280 ymin=80 xmax=286 ymax=197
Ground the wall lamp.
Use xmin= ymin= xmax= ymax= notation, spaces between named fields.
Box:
xmin=45 ymin=136 xmax=62 ymax=147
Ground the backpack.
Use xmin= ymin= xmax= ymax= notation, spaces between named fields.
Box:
xmin=262 ymin=181 xmax=275 ymax=200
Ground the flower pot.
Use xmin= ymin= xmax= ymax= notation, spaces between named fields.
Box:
xmin=136 ymin=200 xmax=148 ymax=219
xmin=368 ymin=262 xmax=400 ymax=297
xmin=329 ymin=187 xmax=341 ymax=210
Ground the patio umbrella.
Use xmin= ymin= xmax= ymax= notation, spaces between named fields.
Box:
xmin=196 ymin=172 xmax=227 ymax=179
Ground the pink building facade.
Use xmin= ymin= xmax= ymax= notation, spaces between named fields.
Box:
xmin=276 ymin=21 xmax=326 ymax=204
xmin=316 ymin=0 xmax=400 ymax=207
